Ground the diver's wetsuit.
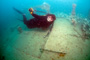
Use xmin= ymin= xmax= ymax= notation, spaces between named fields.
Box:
xmin=13 ymin=7 xmax=56 ymax=37
xmin=23 ymin=13 xmax=55 ymax=29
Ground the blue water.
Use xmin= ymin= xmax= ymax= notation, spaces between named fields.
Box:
xmin=0 ymin=0 xmax=90 ymax=42
xmin=0 ymin=0 xmax=90 ymax=60
xmin=0 ymin=0 xmax=90 ymax=25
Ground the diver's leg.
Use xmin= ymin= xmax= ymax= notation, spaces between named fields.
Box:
xmin=13 ymin=7 xmax=27 ymax=23
xmin=22 ymin=14 xmax=27 ymax=24
xmin=13 ymin=7 xmax=23 ymax=14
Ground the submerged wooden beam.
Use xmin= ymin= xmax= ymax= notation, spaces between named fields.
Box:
xmin=40 ymin=48 xmax=66 ymax=54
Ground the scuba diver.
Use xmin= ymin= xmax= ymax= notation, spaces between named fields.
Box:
xmin=13 ymin=8 xmax=56 ymax=38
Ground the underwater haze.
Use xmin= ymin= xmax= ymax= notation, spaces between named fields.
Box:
xmin=0 ymin=0 xmax=90 ymax=30
xmin=0 ymin=0 xmax=90 ymax=60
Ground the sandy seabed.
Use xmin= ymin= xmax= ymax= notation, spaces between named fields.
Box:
xmin=0 ymin=14 xmax=90 ymax=60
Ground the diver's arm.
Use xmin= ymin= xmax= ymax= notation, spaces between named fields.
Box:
xmin=31 ymin=13 xmax=45 ymax=19
xmin=29 ymin=8 xmax=45 ymax=19
xmin=44 ymin=23 xmax=54 ymax=38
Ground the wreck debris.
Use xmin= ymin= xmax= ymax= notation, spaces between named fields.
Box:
xmin=73 ymin=28 xmax=82 ymax=38
xmin=40 ymin=48 xmax=66 ymax=55
xmin=71 ymin=18 xmax=77 ymax=27
xmin=17 ymin=26 xmax=22 ymax=33
xmin=72 ymin=4 xmax=76 ymax=16
xmin=58 ymin=53 xmax=66 ymax=57
xmin=70 ymin=4 xmax=77 ymax=27
xmin=73 ymin=26 xmax=90 ymax=41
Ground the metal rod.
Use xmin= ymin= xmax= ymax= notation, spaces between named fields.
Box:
xmin=34 ymin=10 xmax=47 ymax=14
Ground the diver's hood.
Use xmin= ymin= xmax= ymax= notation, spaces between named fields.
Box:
xmin=47 ymin=14 xmax=56 ymax=20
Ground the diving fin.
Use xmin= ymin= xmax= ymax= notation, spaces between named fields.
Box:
xmin=13 ymin=7 xmax=23 ymax=15
xmin=16 ymin=18 xmax=23 ymax=22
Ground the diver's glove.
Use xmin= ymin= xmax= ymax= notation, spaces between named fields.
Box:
xmin=29 ymin=8 xmax=34 ymax=14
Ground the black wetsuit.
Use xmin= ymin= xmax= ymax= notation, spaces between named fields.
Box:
xmin=23 ymin=13 xmax=54 ymax=29
xmin=13 ymin=7 xmax=56 ymax=37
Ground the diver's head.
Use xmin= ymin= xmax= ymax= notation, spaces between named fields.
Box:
xmin=47 ymin=14 xmax=56 ymax=22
